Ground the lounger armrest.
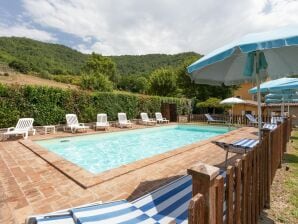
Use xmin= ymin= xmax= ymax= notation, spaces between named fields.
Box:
xmin=79 ymin=123 xmax=85 ymax=127
xmin=7 ymin=127 xmax=15 ymax=132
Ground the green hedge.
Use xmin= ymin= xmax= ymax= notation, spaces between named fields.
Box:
xmin=0 ymin=84 xmax=191 ymax=128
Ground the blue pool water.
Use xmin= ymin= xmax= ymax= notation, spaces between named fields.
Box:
xmin=35 ymin=125 xmax=229 ymax=174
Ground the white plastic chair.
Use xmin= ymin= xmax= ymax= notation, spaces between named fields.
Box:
xmin=140 ymin=113 xmax=156 ymax=125
xmin=118 ymin=113 xmax=132 ymax=128
xmin=155 ymin=112 xmax=169 ymax=124
xmin=95 ymin=114 xmax=110 ymax=130
xmin=3 ymin=118 xmax=36 ymax=140
xmin=65 ymin=114 xmax=89 ymax=133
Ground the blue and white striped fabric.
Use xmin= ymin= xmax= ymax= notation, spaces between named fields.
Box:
xmin=132 ymin=175 xmax=192 ymax=224
xmin=263 ymin=123 xmax=277 ymax=130
xmin=232 ymin=138 xmax=259 ymax=149
xmin=72 ymin=200 xmax=157 ymax=224
xmin=33 ymin=213 xmax=75 ymax=224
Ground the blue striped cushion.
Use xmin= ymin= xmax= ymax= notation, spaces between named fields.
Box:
xmin=72 ymin=200 xmax=157 ymax=224
xmin=132 ymin=175 xmax=192 ymax=224
xmin=35 ymin=214 xmax=74 ymax=224
xmin=232 ymin=138 xmax=259 ymax=149
xmin=263 ymin=123 xmax=277 ymax=130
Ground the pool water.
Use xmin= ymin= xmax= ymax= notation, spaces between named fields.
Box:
xmin=35 ymin=125 xmax=229 ymax=174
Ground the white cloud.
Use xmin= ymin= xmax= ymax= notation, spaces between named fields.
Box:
xmin=21 ymin=0 xmax=298 ymax=55
xmin=0 ymin=23 xmax=56 ymax=42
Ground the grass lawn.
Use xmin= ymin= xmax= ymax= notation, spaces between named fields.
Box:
xmin=261 ymin=129 xmax=298 ymax=223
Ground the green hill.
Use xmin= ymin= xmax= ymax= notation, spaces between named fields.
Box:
xmin=0 ymin=37 xmax=200 ymax=76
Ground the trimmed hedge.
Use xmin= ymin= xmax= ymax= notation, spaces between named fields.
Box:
xmin=0 ymin=84 xmax=191 ymax=128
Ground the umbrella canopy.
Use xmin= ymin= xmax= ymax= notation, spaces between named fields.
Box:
xmin=269 ymin=79 xmax=298 ymax=92
xmin=188 ymin=27 xmax=298 ymax=85
xmin=220 ymin=97 xmax=245 ymax=105
xmin=187 ymin=26 xmax=298 ymax=140
xmin=249 ymin=78 xmax=298 ymax=94
xmin=265 ymin=93 xmax=298 ymax=100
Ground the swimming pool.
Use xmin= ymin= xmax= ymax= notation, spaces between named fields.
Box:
xmin=35 ymin=125 xmax=229 ymax=174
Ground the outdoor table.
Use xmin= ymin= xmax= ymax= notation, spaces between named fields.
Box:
xmin=43 ymin=125 xmax=56 ymax=134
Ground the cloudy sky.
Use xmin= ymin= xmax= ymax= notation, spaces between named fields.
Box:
xmin=0 ymin=0 xmax=298 ymax=55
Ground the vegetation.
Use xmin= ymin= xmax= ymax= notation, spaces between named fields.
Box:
xmin=148 ymin=68 xmax=178 ymax=96
xmin=0 ymin=37 xmax=235 ymax=108
xmin=0 ymin=83 xmax=191 ymax=128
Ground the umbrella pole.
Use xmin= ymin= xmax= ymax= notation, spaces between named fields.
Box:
xmin=256 ymin=52 xmax=262 ymax=141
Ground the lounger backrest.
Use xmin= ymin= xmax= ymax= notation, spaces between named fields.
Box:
xmin=205 ymin=114 xmax=214 ymax=121
xmin=246 ymin=114 xmax=257 ymax=122
xmin=140 ymin=113 xmax=149 ymax=121
xmin=66 ymin=114 xmax=79 ymax=126
xmin=118 ymin=113 xmax=128 ymax=123
xmin=155 ymin=112 xmax=163 ymax=120
xmin=97 ymin=113 xmax=107 ymax=123
xmin=271 ymin=116 xmax=283 ymax=124
xmin=15 ymin=118 xmax=34 ymax=130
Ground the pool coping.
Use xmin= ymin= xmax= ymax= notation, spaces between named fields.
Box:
xmin=20 ymin=125 xmax=241 ymax=188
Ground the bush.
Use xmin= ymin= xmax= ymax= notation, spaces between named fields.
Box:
xmin=80 ymin=73 xmax=113 ymax=92
xmin=8 ymin=60 xmax=30 ymax=74
xmin=0 ymin=84 xmax=191 ymax=128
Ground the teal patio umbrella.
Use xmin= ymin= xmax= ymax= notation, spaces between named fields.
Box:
xmin=265 ymin=93 xmax=298 ymax=115
xmin=188 ymin=26 xmax=298 ymax=140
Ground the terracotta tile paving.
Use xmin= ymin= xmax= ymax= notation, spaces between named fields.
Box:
xmin=0 ymin=124 xmax=258 ymax=224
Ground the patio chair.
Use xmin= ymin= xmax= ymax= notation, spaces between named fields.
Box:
xmin=155 ymin=112 xmax=169 ymax=123
xmin=95 ymin=113 xmax=110 ymax=130
xmin=26 ymin=175 xmax=193 ymax=224
xmin=2 ymin=118 xmax=36 ymax=140
xmin=213 ymin=138 xmax=259 ymax=167
xmin=65 ymin=114 xmax=89 ymax=133
xmin=271 ymin=116 xmax=284 ymax=124
xmin=204 ymin=114 xmax=225 ymax=124
xmin=118 ymin=112 xmax=132 ymax=128
xmin=140 ymin=112 xmax=156 ymax=126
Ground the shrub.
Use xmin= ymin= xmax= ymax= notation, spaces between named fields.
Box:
xmin=8 ymin=60 xmax=30 ymax=74
xmin=0 ymin=84 xmax=191 ymax=128
xmin=80 ymin=73 xmax=113 ymax=92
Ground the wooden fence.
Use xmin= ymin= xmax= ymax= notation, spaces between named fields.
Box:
xmin=187 ymin=118 xmax=292 ymax=224
xmin=188 ymin=114 xmax=274 ymax=125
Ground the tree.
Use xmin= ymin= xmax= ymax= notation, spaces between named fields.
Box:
xmin=148 ymin=68 xmax=177 ymax=96
xmin=80 ymin=72 xmax=113 ymax=92
xmin=118 ymin=75 xmax=148 ymax=93
xmin=84 ymin=53 xmax=117 ymax=82
xmin=196 ymin=97 xmax=225 ymax=114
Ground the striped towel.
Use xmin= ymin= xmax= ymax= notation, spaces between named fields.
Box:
xmin=263 ymin=123 xmax=277 ymax=130
xmin=72 ymin=200 xmax=157 ymax=224
xmin=132 ymin=175 xmax=192 ymax=224
xmin=232 ymin=138 xmax=259 ymax=149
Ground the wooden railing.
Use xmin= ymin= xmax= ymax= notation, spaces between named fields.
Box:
xmin=188 ymin=114 xmax=274 ymax=125
xmin=187 ymin=118 xmax=292 ymax=224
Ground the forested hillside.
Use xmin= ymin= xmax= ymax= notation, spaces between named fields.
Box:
xmin=0 ymin=37 xmax=199 ymax=76
xmin=0 ymin=37 xmax=234 ymax=106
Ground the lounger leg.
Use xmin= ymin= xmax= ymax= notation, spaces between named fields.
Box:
xmin=24 ymin=132 xmax=28 ymax=140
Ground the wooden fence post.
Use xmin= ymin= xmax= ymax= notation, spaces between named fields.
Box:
xmin=187 ymin=163 xmax=220 ymax=224
xmin=262 ymin=129 xmax=271 ymax=209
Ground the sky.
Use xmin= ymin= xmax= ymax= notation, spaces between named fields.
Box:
xmin=0 ymin=0 xmax=298 ymax=55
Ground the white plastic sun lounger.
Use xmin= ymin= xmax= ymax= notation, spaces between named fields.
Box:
xmin=65 ymin=114 xmax=89 ymax=133
xmin=204 ymin=114 xmax=225 ymax=124
xmin=2 ymin=118 xmax=36 ymax=140
xmin=155 ymin=112 xmax=169 ymax=124
xmin=118 ymin=113 xmax=132 ymax=128
xmin=26 ymin=175 xmax=192 ymax=224
xmin=95 ymin=113 xmax=110 ymax=130
xmin=140 ymin=113 xmax=156 ymax=126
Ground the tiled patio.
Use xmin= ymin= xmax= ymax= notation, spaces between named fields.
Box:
xmin=0 ymin=124 xmax=258 ymax=224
